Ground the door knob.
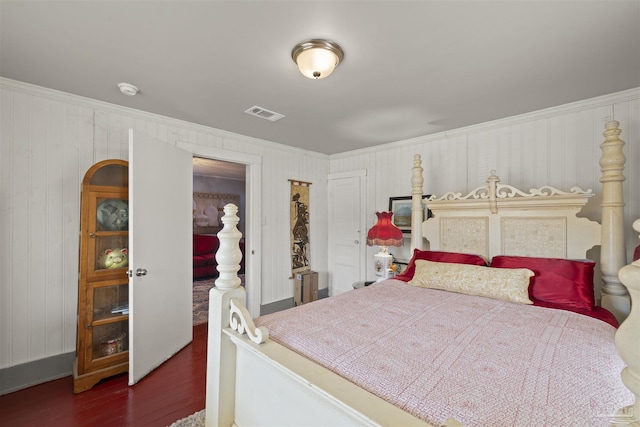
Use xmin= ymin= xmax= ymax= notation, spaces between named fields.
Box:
xmin=354 ymin=240 xmax=359 ymax=244
xmin=135 ymin=268 xmax=148 ymax=277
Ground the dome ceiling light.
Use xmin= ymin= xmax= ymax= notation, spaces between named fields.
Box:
xmin=291 ymin=39 xmax=344 ymax=80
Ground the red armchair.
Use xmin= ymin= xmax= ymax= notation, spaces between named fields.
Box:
xmin=193 ymin=234 xmax=219 ymax=279
xmin=193 ymin=234 xmax=245 ymax=280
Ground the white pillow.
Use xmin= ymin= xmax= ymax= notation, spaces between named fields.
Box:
xmin=409 ymin=259 xmax=534 ymax=304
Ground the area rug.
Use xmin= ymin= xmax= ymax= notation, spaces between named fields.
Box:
xmin=192 ymin=275 xmax=244 ymax=326
xmin=167 ymin=409 xmax=205 ymax=427
xmin=193 ymin=278 xmax=216 ymax=326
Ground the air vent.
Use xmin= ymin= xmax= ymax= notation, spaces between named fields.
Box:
xmin=244 ymin=106 xmax=285 ymax=122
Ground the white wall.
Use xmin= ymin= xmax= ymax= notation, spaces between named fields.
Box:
xmin=0 ymin=78 xmax=329 ymax=371
xmin=2 ymin=76 xmax=638 ymax=378
xmin=331 ymin=89 xmax=640 ymax=278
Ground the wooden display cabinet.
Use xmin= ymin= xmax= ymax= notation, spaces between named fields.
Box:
xmin=73 ymin=159 xmax=130 ymax=393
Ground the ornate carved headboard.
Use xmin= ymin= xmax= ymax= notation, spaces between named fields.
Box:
xmin=408 ymin=121 xmax=628 ymax=323
xmin=421 ymin=171 xmax=601 ymax=262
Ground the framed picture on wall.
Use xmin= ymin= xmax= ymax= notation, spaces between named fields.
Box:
xmin=193 ymin=192 xmax=240 ymax=234
xmin=388 ymin=195 xmax=432 ymax=233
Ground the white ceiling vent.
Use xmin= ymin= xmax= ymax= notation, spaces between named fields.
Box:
xmin=244 ymin=106 xmax=285 ymax=122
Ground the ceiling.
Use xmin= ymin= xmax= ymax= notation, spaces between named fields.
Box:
xmin=193 ymin=157 xmax=246 ymax=180
xmin=1 ymin=1 xmax=639 ymax=155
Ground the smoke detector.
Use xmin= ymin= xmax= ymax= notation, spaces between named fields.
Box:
xmin=118 ymin=82 xmax=139 ymax=96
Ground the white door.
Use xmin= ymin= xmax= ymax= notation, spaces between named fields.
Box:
xmin=128 ymin=129 xmax=193 ymax=385
xmin=328 ymin=171 xmax=367 ymax=295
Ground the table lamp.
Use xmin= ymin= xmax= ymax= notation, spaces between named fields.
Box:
xmin=366 ymin=211 xmax=403 ymax=279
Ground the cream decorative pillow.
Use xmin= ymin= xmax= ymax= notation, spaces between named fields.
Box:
xmin=409 ymin=260 xmax=534 ymax=304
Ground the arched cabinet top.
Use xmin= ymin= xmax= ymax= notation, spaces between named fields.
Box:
xmin=82 ymin=159 xmax=128 ymax=188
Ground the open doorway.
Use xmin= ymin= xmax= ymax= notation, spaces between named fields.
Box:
xmin=176 ymin=139 xmax=262 ymax=318
xmin=192 ymin=157 xmax=246 ymax=325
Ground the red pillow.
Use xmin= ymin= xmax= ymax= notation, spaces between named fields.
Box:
xmin=395 ymin=249 xmax=487 ymax=282
xmin=490 ymin=255 xmax=595 ymax=311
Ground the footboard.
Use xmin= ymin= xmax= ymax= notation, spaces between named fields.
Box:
xmin=224 ymin=315 xmax=434 ymax=427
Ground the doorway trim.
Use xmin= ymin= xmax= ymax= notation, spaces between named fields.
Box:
xmin=177 ymin=141 xmax=262 ymax=318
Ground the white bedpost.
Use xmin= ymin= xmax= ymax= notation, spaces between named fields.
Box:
xmin=411 ymin=154 xmax=424 ymax=251
xmin=615 ymin=218 xmax=640 ymax=425
xmin=599 ymin=120 xmax=629 ymax=323
xmin=486 ymin=170 xmax=500 ymax=214
xmin=206 ymin=204 xmax=245 ymax=427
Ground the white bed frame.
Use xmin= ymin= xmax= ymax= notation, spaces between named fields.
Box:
xmin=205 ymin=120 xmax=639 ymax=426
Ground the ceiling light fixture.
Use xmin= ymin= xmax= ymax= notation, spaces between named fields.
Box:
xmin=291 ymin=39 xmax=344 ymax=80
xmin=117 ymin=82 xmax=139 ymax=96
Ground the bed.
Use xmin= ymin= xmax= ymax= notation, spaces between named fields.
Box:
xmin=204 ymin=120 xmax=639 ymax=426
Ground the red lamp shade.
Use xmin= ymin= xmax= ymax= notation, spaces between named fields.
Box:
xmin=366 ymin=212 xmax=403 ymax=247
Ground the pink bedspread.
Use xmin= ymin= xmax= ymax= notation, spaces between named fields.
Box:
xmin=255 ymin=280 xmax=633 ymax=427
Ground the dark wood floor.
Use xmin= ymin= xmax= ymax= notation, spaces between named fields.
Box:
xmin=0 ymin=323 xmax=208 ymax=427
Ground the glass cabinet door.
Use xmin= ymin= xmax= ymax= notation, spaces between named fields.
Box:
xmin=91 ymin=320 xmax=128 ymax=360
xmin=92 ymin=282 xmax=129 ymax=321
xmin=95 ymin=198 xmax=129 ymax=232
xmin=87 ymin=193 xmax=129 ymax=280
xmin=86 ymin=280 xmax=129 ymax=369
xmin=92 ymin=235 xmax=129 ymax=273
